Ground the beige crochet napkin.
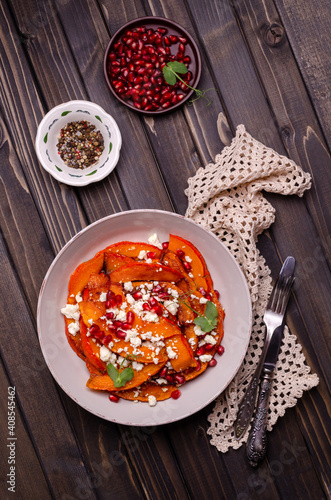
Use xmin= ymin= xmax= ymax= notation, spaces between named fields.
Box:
xmin=185 ymin=124 xmax=319 ymax=453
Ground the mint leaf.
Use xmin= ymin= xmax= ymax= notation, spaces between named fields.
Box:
xmin=162 ymin=66 xmax=176 ymax=85
xmin=194 ymin=316 xmax=212 ymax=332
xmin=118 ymin=367 xmax=134 ymax=386
xmin=167 ymin=61 xmax=188 ymax=74
xmin=194 ymin=301 xmax=218 ymax=332
xmin=107 ymin=362 xmax=134 ymax=388
xmin=205 ymin=301 xmax=218 ymax=327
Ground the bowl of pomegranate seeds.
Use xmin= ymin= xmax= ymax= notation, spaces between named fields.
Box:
xmin=104 ymin=17 xmax=201 ymax=114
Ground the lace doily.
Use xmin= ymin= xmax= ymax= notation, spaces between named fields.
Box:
xmin=185 ymin=124 xmax=319 ymax=453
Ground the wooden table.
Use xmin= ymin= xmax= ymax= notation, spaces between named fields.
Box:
xmin=1 ymin=1 xmax=330 ymax=499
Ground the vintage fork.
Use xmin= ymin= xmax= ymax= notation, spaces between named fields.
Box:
xmin=234 ymin=257 xmax=295 ymax=440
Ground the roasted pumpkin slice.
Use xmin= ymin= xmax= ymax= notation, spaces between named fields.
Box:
xmin=86 ymin=360 xmax=166 ymax=392
xmin=64 ymin=318 xmax=85 ymax=361
xmin=104 ymin=252 xmax=134 ymax=273
xmin=68 ymin=253 xmax=104 ymax=301
xmin=104 ymin=241 xmax=163 ymax=259
xmin=165 ymin=334 xmax=198 ymax=372
xmin=80 ymin=319 xmax=106 ymax=373
xmin=115 ymin=382 xmax=174 ymax=401
xmin=168 ymin=234 xmax=213 ymax=292
xmin=79 ymin=301 xmax=104 ymax=328
xmin=109 ymin=261 xmax=183 ymax=283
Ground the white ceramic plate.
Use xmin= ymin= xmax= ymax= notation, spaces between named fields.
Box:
xmin=37 ymin=210 xmax=252 ymax=425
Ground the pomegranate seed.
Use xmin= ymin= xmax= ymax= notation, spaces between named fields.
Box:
xmin=195 ymin=360 xmax=201 ymax=371
xmin=148 ymin=296 xmax=158 ymax=307
xmin=126 ymin=311 xmax=135 ymax=324
xmin=113 ymin=320 xmax=124 ymax=328
xmin=109 ymin=394 xmax=120 ymax=403
xmin=196 ymin=346 xmax=206 ymax=356
xmin=169 ymin=35 xmax=178 ymax=43
xmin=158 ymin=291 xmax=169 ymax=299
xmin=142 ymin=302 xmax=151 ymax=311
xmin=107 ymin=325 xmax=117 ymax=335
xmin=205 ymin=343 xmax=214 ymax=351
xmin=106 ymin=312 xmax=114 ymax=320
xmin=157 ymin=27 xmax=168 ymax=34
xmin=178 ymin=36 xmax=188 ymax=44
xmin=159 ymin=367 xmax=168 ymax=378
xmin=121 ymin=322 xmax=131 ymax=330
xmin=209 ymin=358 xmax=218 ymax=367
xmin=178 ymin=43 xmax=185 ymax=53
xmin=183 ymin=56 xmax=191 ymax=64
xmin=116 ymin=330 xmax=127 ymax=340
xmin=89 ymin=324 xmax=99 ymax=334
xmin=176 ymin=249 xmax=185 ymax=258
xmin=147 ymin=251 xmax=156 ymax=258
xmin=153 ymin=284 xmax=162 ymax=293
xmin=183 ymin=261 xmax=191 ymax=272
xmin=199 ymin=287 xmax=207 ymax=296
xmin=217 ymin=345 xmax=225 ymax=356
xmin=108 ymin=51 xmax=116 ymax=60
xmin=115 ymin=295 xmax=122 ymax=305
xmin=215 ymin=290 xmax=220 ymax=299
xmin=102 ymin=334 xmax=113 ymax=345
xmin=162 ymin=241 xmax=169 ymax=250
xmin=151 ymin=305 xmax=163 ymax=316
xmin=171 ymin=390 xmax=181 ymax=400
xmin=166 ymin=374 xmax=175 ymax=383
xmin=205 ymin=293 xmax=212 ymax=301
xmin=132 ymin=291 xmax=142 ymax=300
xmin=94 ymin=331 xmax=105 ymax=341
xmin=174 ymin=374 xmax=185 ymax=384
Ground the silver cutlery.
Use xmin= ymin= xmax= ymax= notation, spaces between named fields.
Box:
xmin=234 ymin=257 xmax=295 ymax=464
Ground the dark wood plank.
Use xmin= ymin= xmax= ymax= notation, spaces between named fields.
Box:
xmin=0 ymin=232 xmax=98 ymax=500
xmin=275 ymin=0 xmax=331 ymax=150
xmin=9 ymin=0 xmax=174 ymax=218
xmin=0 ymin=361 xmax=52 ymax=499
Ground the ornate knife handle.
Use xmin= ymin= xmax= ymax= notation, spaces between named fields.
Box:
xmin=246 ymin=370 xmax=273 ymax=467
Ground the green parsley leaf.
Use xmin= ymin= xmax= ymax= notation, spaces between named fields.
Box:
xmin=162 ymin=66 xmax=177 ymax=85
xmin=167 ymin=61 xmax=188 ymax=74
xmin=193 ymin=300 xmax=218 ymax=332
xmin=107 ymin=363 xmax=134 ymax=388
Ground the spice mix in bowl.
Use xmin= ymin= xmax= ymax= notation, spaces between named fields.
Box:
xmin=35 ymin=100 xmax=122 ymax=186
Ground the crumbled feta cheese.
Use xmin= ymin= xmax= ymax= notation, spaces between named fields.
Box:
xmin=148 ymin=233 xmax=163 ymax=249
xmin=68 ymin=321 xmax=80 ymax=336
xmin=164 ymin=300 xmax=178 ymax=316
xmin=99 ymin=292 xmax=107 ymax=302
xmin=88 ymin=318 xmax=93 ymax=325
xmin=168 ymin=288 xmax=179 ymax=298
xmin=204 ymin=334 xmax=217 ymax=345
xmin=185 ymin=255 xmax=192 ymax=262
xmin=188 ymin=338 xmax=196 ymax=347
xmin=141 ymin=311 xmax=159 ymax=323
xmin=75 ymin=293 xmax=83 ymax=303
xmin=194 ymin=325 xmax=205 ymax=336
xmin=138 ymin=250 xmax=147 ymax=260
xmin=99 ymin=346 xmax=111 ymax=362
xmin=148 ymin=395 xmax=157 ymax=407
xmin=116 ymin=310 xmax=127 ymax=322
xmin=200 ymin=297 xmax=208 ymax=304
xmin=132 ymin=361 xmax=144 ymax=372
xmin=123 ymin=281 xmax=133 ymax=292
xmin=155 ymin=378 xmax=167 ymax=385
xmin=153 ymin=357 xmax=159 ymax=364
xmin=166 ymin=346 xmax=177 ymax=359
xmin=61 ymin=303 xmax=80 ymax=320
xmin=199 ymin=354 xmax=213 ymax=363
xmin=130 ymin=337 xmax=142 ymax=348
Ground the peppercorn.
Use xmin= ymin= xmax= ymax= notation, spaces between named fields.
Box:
xmin=56 ymin=120 xmax=105 ymax=169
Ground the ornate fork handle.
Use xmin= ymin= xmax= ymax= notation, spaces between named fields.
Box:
xmin=246 ymin=370 xmax=273 ymax=466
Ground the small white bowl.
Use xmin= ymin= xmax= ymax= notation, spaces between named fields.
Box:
xmin=35 ymin=100 xmax=122 ymax=186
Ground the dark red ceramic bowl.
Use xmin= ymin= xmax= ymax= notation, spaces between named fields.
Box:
xmin=103 ymin=16 xmax=201 ymax=114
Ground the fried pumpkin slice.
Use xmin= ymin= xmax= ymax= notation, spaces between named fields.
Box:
xmin=115 ymin=382 xmax=174 ymax=401
xmin=86 ymin=360 xmax=166 ymax=392
xmin=109 ymin=261 xmax=182 ymax=283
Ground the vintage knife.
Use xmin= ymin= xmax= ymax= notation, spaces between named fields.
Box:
xmin=234 ymin=257 xmax=295 ymax=443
